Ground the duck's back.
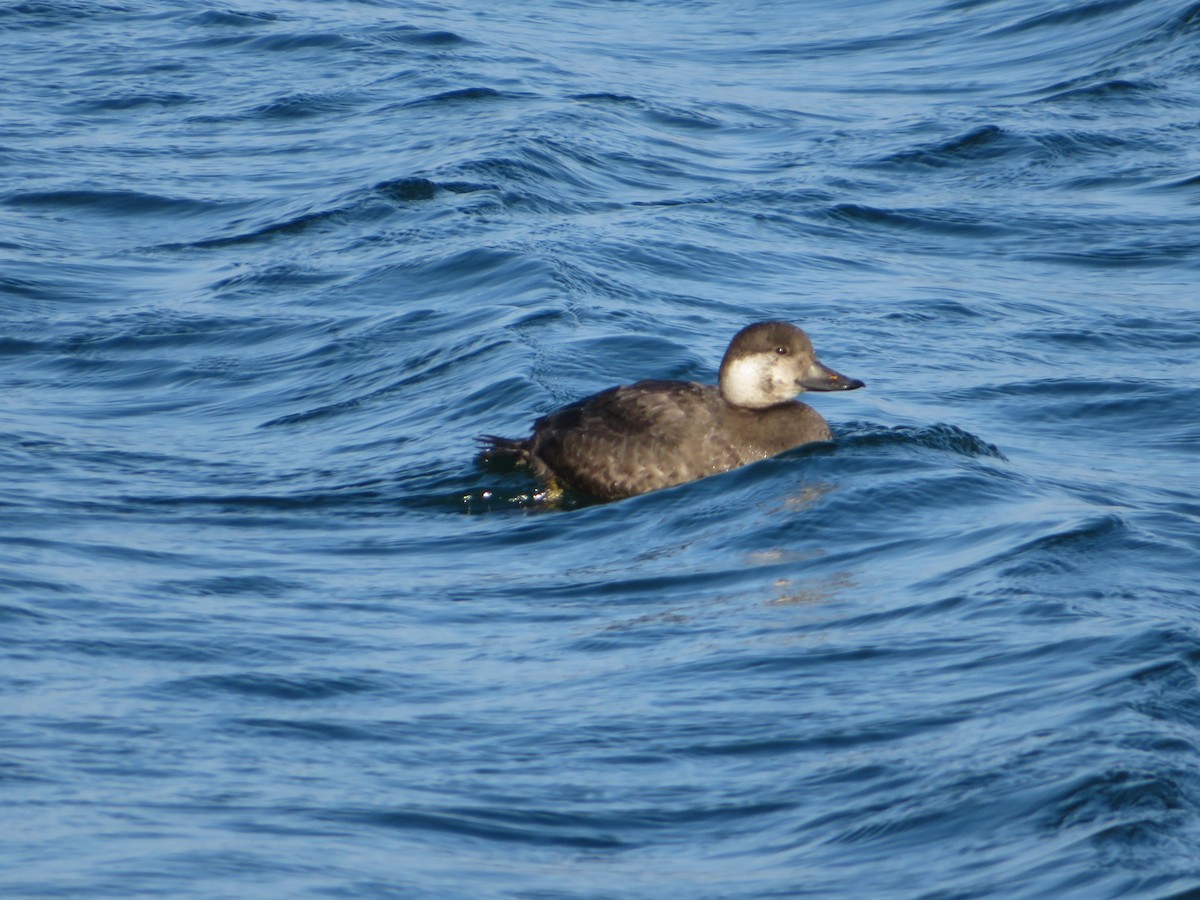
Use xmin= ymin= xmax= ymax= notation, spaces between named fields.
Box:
xmin=528 ymin=380 xmax=830 ymax=500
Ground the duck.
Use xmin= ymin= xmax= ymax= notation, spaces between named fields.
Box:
xmin=478 ymin=321 xmax=864 ymax=501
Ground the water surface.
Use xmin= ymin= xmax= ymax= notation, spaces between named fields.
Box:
xmin=3 ymin=0 xmax=1200 ymax=896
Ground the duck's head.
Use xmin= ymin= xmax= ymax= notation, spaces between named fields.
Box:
xmin=717 ymin=321 xmax=864 ymax=409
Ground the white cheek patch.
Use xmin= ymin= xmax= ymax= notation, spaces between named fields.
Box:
xmin=722 ymin=355 xmax=777 ymax=408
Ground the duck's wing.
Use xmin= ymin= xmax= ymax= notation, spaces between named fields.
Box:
xmin=530 ymin=381 xmax=736 ymax=499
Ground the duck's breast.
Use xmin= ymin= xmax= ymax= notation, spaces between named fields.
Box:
xmin=722 ymin=402 xmax=832 ymax=461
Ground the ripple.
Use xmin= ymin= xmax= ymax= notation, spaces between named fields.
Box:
xmin=186 ymin=9 xmax=281 ymax=28
xmin=991 ymin=0 xmax=1148 ymax=37
xmin=159 ymin=672 xmax=384 ymax=701
xmin=841 ymin=423 xmax=1006 ymax=459
xmin=824 ymin=202 xmax=1014 ymax=237
xmin=1038 ymin=78 xmax=1166 ymax=104
xmin=5 ymin=189 xmax=217 ymax=215
xmin=365 ymin=26 xmax=468 ymax=47
xmin=251 ymin=90 xmax=364 ymax=120
xmin=402 ymin=86 xmax=514 ymax=108
xmin=322 ymin=805 xmax=630 ymax=849
xmin=873 ymin=124 xmax=1016 ymax=168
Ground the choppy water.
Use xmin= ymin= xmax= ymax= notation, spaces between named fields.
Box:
xmin=3 ymin=0 xmax=1200 ymax=896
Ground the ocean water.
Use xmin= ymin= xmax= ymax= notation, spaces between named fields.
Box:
xmin=3 ymin=0 xmax=1200 ymax=896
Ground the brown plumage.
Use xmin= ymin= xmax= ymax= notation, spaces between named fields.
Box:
xmin=479 ymin=322 xmax=864 ymax=501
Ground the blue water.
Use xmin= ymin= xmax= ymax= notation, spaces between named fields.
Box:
xmin=3 ymin=0 xmax=1200 ymax=896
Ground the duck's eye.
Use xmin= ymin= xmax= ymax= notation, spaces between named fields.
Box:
xmin=775 ymin=346 xmax=788 ymax=355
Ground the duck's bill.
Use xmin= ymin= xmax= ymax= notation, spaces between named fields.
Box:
xmin=799 ymin=361 xmax=865 ymax=392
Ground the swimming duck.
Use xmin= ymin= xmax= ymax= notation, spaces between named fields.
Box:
xmin=478 ymin=321 xmax=864 ymax=501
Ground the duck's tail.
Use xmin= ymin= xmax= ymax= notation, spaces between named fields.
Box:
xmin=475 ymin=434 xmax=532 ymax=467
